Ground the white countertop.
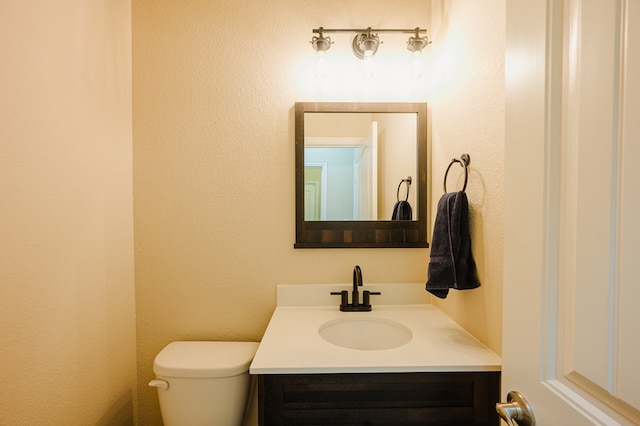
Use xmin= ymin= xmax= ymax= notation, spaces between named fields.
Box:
xmin=249 ymin=284 xmax=501 ymax=375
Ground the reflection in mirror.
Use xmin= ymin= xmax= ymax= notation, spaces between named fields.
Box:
xmin=295 ymin=102 xmax=429 ymax=248
xmin=304 ymin=112 xmax=417 ymax=221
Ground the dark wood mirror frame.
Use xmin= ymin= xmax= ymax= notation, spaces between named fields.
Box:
xmin=295 ymin=102 xmax=429 ymax=248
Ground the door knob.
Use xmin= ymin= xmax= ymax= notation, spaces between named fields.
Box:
xmin=496 ymin=391 xmax=535 ymax=426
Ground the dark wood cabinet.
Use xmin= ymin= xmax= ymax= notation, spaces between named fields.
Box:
xmin=257 ymin=371 xmax=500 ymax=426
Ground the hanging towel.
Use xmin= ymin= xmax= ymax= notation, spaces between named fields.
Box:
xmin=426 ymin=191 xmax=480 ymax=298
xmin=391 ymin=200 xmax=412 ymax=220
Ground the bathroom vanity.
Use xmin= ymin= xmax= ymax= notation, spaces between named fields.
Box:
xmin=258 ymin=371 xmax=499 ymax=425
xmin=250 ymin=284 xmax=502 ymax=425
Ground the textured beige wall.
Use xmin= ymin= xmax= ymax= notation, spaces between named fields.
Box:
xmin=133 ymin=0 xmax=432 ymax=423
xmin=429 ymin=0 xmax=505 ymax=355
xmin=0 ymin=0 xmax=504 ymax=423
xmin=0 ymin=1 xmax=136 ymax=425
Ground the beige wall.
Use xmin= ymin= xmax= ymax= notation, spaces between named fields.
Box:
xmin=0 ymin=0 xmax=505 ymax=424
xmin=376 ymin=113 xmax=420 ymax=219
xmin=0 ymin=1 xmax=136 ymax=425
xmin=133 ymin=0 xmax=432 ymax=423
xmin=430 ymin=0 xmax=506 ymax=354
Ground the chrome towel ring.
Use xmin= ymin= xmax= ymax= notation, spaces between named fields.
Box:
xmin=443 ymin=153 xmax=470 ymax=193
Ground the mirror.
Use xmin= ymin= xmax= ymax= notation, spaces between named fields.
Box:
xmin=303 ymin=112 xmax=417 ymax=221
xmin=295 ymin=102 xmax=429 ymax=248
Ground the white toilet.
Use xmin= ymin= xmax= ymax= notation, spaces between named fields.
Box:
xmin=149 ymin=341 xmax=259 ymax=426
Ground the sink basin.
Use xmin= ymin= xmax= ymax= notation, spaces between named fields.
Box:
xmin=318 ymin=317 xmax=413 ymax=350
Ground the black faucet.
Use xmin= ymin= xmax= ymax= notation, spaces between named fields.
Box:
xmin=330 ymin=265 xmax=381 ymax=312
xmin=352 ymin=265 xmax=363 ymax=306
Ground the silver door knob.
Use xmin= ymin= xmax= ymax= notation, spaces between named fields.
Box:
xmin=496 ymin=391 xmax=535 ymax=426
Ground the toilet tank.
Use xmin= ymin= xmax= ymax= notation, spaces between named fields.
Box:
xmin=151 ymin=341 xmax=259 ymax=426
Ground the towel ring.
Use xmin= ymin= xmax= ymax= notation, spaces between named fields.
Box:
xmin=397 ymin=176 xmax=412 ymax=202
xmin=443 ymin=154 xmax=470 ymax=193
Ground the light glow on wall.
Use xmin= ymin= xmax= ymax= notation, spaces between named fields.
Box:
xmin=430 ymin=31 xmax=469 ymax=103
xmin=296 ymin=33 xmax=430 ymax=102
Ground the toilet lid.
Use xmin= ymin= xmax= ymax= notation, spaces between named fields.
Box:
xmin=153 ymin=341 xmax=259 ymax=378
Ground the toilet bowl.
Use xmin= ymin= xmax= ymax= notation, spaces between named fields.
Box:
xmin=149 ymin=341 xmax=259 ymax=426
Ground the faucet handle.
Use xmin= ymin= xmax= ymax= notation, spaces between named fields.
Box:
xmin=362 ymin=290 xmax=381 ymax=307
xmin=330 ymin=290 xmax=348 ymax=307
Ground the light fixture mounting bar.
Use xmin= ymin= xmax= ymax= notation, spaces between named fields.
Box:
xmin=313 ymin=28 xmax=427 ymax=35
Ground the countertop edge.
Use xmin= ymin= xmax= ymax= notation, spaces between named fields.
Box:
xmin=250 ymin=364 xmax=502 ymax=375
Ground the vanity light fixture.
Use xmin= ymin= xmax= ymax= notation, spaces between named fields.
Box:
xmin=406 ymin=27 xmax=431 ymax=79
xmin=310 ymin=27 xmax=333 ymax=80
xmin=352 ymin=28 xmax=380 ymax=59
xmin=310 ymin=27 xmax=430 ymax=60
xmin=406 ymin=27 xmax=431 ymax=54
xmin=310 ymin=27 xmax=333 ymax=55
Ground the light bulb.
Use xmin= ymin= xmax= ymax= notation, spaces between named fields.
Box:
xmin=363 ymin=55 xmax=375 ymax=79
xmin=314 ymin=50 xmax=328 ymax=80
xmin=410 ymin=50 xmax=424 ymax=80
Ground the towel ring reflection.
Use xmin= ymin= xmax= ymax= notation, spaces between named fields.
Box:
xmin=397 ymin=176 xmax=412 ymax=201
xmin=443 ymin=154 xmax=470 ymax=193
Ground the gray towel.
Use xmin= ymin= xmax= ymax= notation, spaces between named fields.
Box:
xmin=391 ymin=200 xmax=412 ymax=220
xmin=426 ymin=191 xmax=480 ymax=298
